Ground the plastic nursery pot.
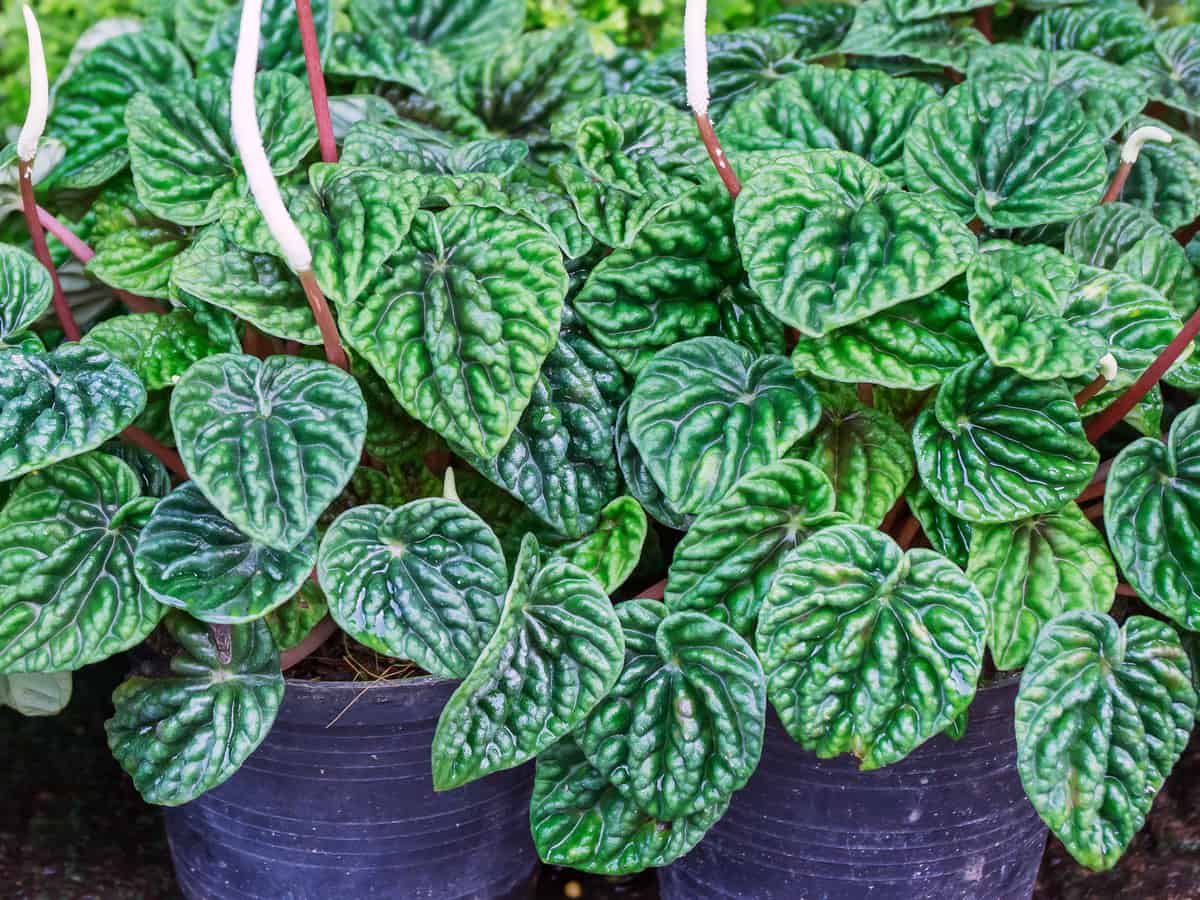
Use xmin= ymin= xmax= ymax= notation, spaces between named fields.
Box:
xmin=164 ymin=675 xmax=539 ymax=900
xmin=660 ymin=677 xmax=1047 ymax=900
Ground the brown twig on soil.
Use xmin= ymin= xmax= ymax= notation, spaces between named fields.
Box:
xmin=635 ymin=578 xmax=667 ymax=601
xmin=895 ymin=514 xmax=923 ymax=550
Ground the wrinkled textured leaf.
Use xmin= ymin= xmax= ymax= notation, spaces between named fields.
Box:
xmin=349 ymin=0 xmax=524 ymax=60
xmin=171 ymin=355 xmax=367 ymax=552
xmin=431 ymin=535 xmax=624 ymax=790
xmin=578 ymin=601 xmax=765 ymax=819
xmin=87 ymin=224 xmax=190 ymax=301
xmin=627 ymin=338 xmax=820 ymax=516
xmin=0 ymin=345 xmax=146 ymax=481
xmin=317 ymin=499 xmax=506 ymax=678
xmin=174 ymin=0 xmax=233 ymax=60
xmin=614 ymin=399 xmax=691 ymax=531
xmin=135 ymin=483 xmax=316 ymax=625
xmin=1023 ymin=3 xmax=1155 ymax=64
xmin=904 ymin=83 xmax=1107 ymax=228
xmin=327 ymin=30 xmax=451 ymax=93
xmin=0 ymin=454 xmax=161 ymax=672
xmin=913 ymin=358 xmax=1098 ymax=523
xmin=1125 ymin=26 xmax=1200 ymax=118
xmin=757 ymin=524 xmax=987 ymax=768
xmin=1016 ymin=612 xmax=1195 ymax=870
xmin=0 ymin=245 xmax=52 ymax=341
xmin=199 ymin=0 xmax=332 ymax=77
xmin=106 ymin=615 xmax=284 ymax=806
xmin=765 ymin=4 xmax=855 ymax=57
xmin=839 ymin=0 xmax=988 ymax=71
xmin=83 ymin=311 xmax=226 ymax=391
xmin=343 ymin=205 xmax=566 ymax=458
xmin=550 ymin=496 xmax=647 ymax=594
xmin=666 ymin=460 xmax=846 ymax=637
xmin=906 ymin=481 xmax=972 ymax=569
xmin=264 ymin=581 xmax=327 ymax=651
xmin=1104 ymin=118 xmax=1200 ymax=231
xmin=968 ymin=504 xmax=1117 ymax=671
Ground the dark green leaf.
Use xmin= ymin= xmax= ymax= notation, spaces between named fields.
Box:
xmin=614 ymin=399 xmax=691 ymax=531
xmin=1104 ymin=118 xmax=1200 ymax=231
xmin=199 ymin=0 xmax=332 ymax=77
xmin=328 ymin=31 xmax=451 ymax=93
xmin=348 ymin=0 xmax=525 ymax=60
xmin=264 ymin=581 xmax=327 ymax=651
xmin=83 ymin=311 xmax=227 ymax=391
xmin=0 ymin=244 xmax=52 ymax=341
xmin=906 ymin=480 xmax=972 ymax=569
xmin=839 ymin=0 xmax=988 ymax=71
xmin=765 ymin=4 xmax=855 ymax=57
xmin=1022 ymin=3 xmax=1155 ymax=64
xmin=1125 ymin=25 xmax=1200 ymax=118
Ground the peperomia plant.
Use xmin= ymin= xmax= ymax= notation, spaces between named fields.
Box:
xmin=5 ymin=0 xmax=1200 ymax=882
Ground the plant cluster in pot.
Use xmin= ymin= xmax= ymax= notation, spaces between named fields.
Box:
xmin=4 ymin=0 xmax=1200 ymax=897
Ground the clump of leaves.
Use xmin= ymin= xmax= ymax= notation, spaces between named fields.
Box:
xmin=4 ymin=0 xmax=1200 ymax=881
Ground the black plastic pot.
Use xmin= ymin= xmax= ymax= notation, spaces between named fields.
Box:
xmin=659 ymin=678 xmax=1047 ymax=900
xmin=164 ymin=676 xmax=539 ymax=900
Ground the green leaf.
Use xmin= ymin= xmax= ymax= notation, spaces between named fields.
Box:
xmin=174 ymin=0 xmax=233 ymax=61
xmin=550 ymin=497 xmax=647 ymax=594
xmin=913 ymin=358 xmax=1098 ymax=524
xmin=431 ymin=535 xmax=624 ymax=790
xmin=83 ymin=311 xmax=227 ymax=391
xmin=904 ymin=83 xmax=1107 ymax=229
xmin=264 ymin=581 xmax=327 ymax=651
xmin=722 ymin=65 xmax=936 ymax=179
xmin=348 ymin=0 xmax=525 ymax=61
xmin=317 ymin=499 xmax=506 ymax=678
xmin=199 ymin=0 xmax=332 ymax=77
xmin=572 ymin=182 xmax=736 ymax=371
xmin=1015 ymin=612 xmax=1196 ymax=870
xmin=0 ymin=453 xmax=161 ymax=672
xmin=328 ymin=31 xmax=451 ymax=93
xmin=170 ymin=225 xmax=322 ymax=345
xmin=839 ymin=0 xmax=988 ymax=71
xmin=792 ymin=406 xmax=914 ymax=527
xmin=665 ymin=460 xmax=847 ymax=638
xmin=531 ymin=735 xmax=727 ymax=875
xmin=1105 ymin=406 xmax=1200 ymax=631
xmin=456 ymin=26 xmax=602 ymax=144
xmin=578 ymin=601 xmax=765 ymax=819
xmin=966 ymin=46 xmax=1146 ymax=138
xmin=883 ymin=0 xmax=990 ymax=21
xmin=757 ymin=524 xmax=988 ymax=768
xmin=127 ymin=72 xmax=316 ymax=227
xmin=101 ymin=441 xmax=173 ymax=499
xmin=1022 ymin=3 xmax=1155 ymax=64
xmin=765 ymin=4 xmax=855 ymax=57
xmin=791 ymin=279 xmax=980 ymax=390
xmin=342 ymin=205 xmax=566 ymax=458
xmin=45 ymin=34 xmax=192 ymax=191
xmin=86 ymin=224 xmax=190 ymax=301
xmin=1125 ymin=26 xmax=1200 ymax=118
xmin=0 ymin=244 xmax=52 ymax=341
xmin=967 ymin=505 xmax=1117 ymax=671
xmin=717 ymin=284 xmax=786 ymax=358
xmin=0 ymin=671 xmax=72 ymax=716
xmin=134 ymin=483 xmax=316 ymax=625
xmin=627 ymin=338 xmax=820 ymax=516
xmin=106 ymin=614 xmax=284 ymax=806
xmin=906 ymin=481 xmax=972 ymax=569
xmin=0 ymin=345 xmax=146 ymax=482
xmin=1104 ymin=118 xmax=1200 ymax=231
xmin=614 ymin=399 xmax=691 ymax=531
xmin=171 ymin=354 xmax=368 ymax=552
xmin=736 ymin=152 xmax=975 ymax=337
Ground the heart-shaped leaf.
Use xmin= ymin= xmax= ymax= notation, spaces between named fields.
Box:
xmin=86 ymin=224 xmax=190 ymax=301
xmin=578 ymin=601 xmax=765 ymax=819
xmin=431 ymin=535 xmax=624 ymax=790
xmin=1105 ymin=405 xmax=1200 ymax=631
xmin=627 ymin=337 xmax=820 ymax=516
xmin=531 ymin=735 xmax=727 ymax=874
xmin=1023 ymin=4 xmax=1155 ymax=64
xmin=342 ymin=205 xmax=566 ymax=458
xmin=0 ymin=453 xmax=161 ymax=672
xmin=349 ymin=0 xmax=524 ymax=60
xmin=1104 ymin=118 xmax=1200 ymax=231
xmin=967 ymin=504 xmax=1117 ymax=671
xmin=722 ymin=64 xmax=936 ymax=178
xmin=83 ymin=311 xmax=227 ymax=391
xmin=906 ymin=481 xmax=972 ymax=569
xmin=317 ymin=499 xmax=506 ymax=678
xmin=171 ymin=354 xmax=367 ymax=552
xmin=106 ymin=614 xmax=284 ymax=806
xmin=550 ymin=497 xmax=647 ymax=594
xmin=127 ymin=71 xmax=316 ymax=226
xmin=665 ymin=460 xmax=847 ymax=638
xmin=341 ymin=119 xmax=526 ymax=180
xmin=736 ymin=152 xmax=975 ymax=337
xmin=45 ymin=33 xmax=192 ymax=190
xmin=199 ymin=0 xmax=332 ymax=77
xmin=614 ymin=399 xmax=691 ymax=531
xmin=134 ymin=483 xmax=316 ymax=625
xmin=1125 ymin=25 xmax=1200 ymax=118
xmin=1015 ymin=612 xmax=1195 ymax=870
xmin=913 ymin=358 xmax=1098 ymax=523
xmin=757 ymin=524 xmax=988 ymax=768
xmin=0 ymin=345 xmax=146 ymax=481
xmin=791 ymin=279 xmax=981 ymax=390
xmin=839 ymin=0 xmax=988 ymax=70
xmin=0 ymin=244 xmax=52 ymax=342
xmin=904 ymin=83 xmax=1107 ymax=228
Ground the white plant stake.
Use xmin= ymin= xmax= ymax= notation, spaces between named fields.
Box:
xmin=17 ymin=4 xmax=48 ymax=163
xmin=683 ymin=0 xmax=740 ymax=198
xmin=1101 ymin=125 xmax=1172 ymax=204
xmin=230 ymin=0 xmax=348 ymax=370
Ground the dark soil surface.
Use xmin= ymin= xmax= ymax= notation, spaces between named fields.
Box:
xmin=4 ymin=657 xmax=1199 ymax=899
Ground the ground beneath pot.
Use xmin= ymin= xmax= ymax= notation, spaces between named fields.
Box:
xmin=4 ymin=658 xmax=1199 ymax=899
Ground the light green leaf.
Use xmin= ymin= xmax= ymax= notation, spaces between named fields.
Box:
xmin=627 ymin=337 xmax=820 ymax=516
xmin=348 ymin=0 xmax=525 ymax=60
xmin=757 ymin=524 xmax=988 ymax=768
xmin=0 ymin=671 xmax=72 ymax=716
xmin=317 ymin=499 xmax=506 ymax=678
xmin=884 ymin=0 xmax=990 ymax=20
xmin=431 ymin=535 xmax=624 ymax=790
xmin=0 ymin=345 xmax=146 ymax=481
xmin=578 ymin=601 xmax=765 ymax=819
xmin=0 ymin=244 xmax=52 ymax=341
xmin=171 ymin=354 xmax=367 ymax=552
xmin=968 ymin=504 xmax=1116 ymax=671
xmin=83 ymin=311 xmax=227 ymax=391
xmin=86 ymin=224 xmax=190 ymax=301
xmin=913 ymin=358 xmax=1098 ymax=523
xmin=666 ymin=460 xmax=847 ymax=638
xmin=106 ymin=614 xmax=284 ymax=805
xmin=1016 ymin=612 xmax=1196 ymax=870
xmin=174 ymin=0 xmax=233 ymax=61
xmin=264 ymin=581 xmax=327 ymax=651
xmin=328 ymin=31 xmax=451 ymax=93
xmin=0 ymin=453 xmax=161 ymax=672
xmin=550 ymin=497 xmax=647 ymax=594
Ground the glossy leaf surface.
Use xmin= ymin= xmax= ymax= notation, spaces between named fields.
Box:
xmin=349 ymin=0 xmax=524 ymax=60
xmin=83 ymin=311 xmax=226 ymax=391
xmin=0 ymin=245 xmax=51 ymax=341
xmin=551 ymin=497 xmax=647 ymax=594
